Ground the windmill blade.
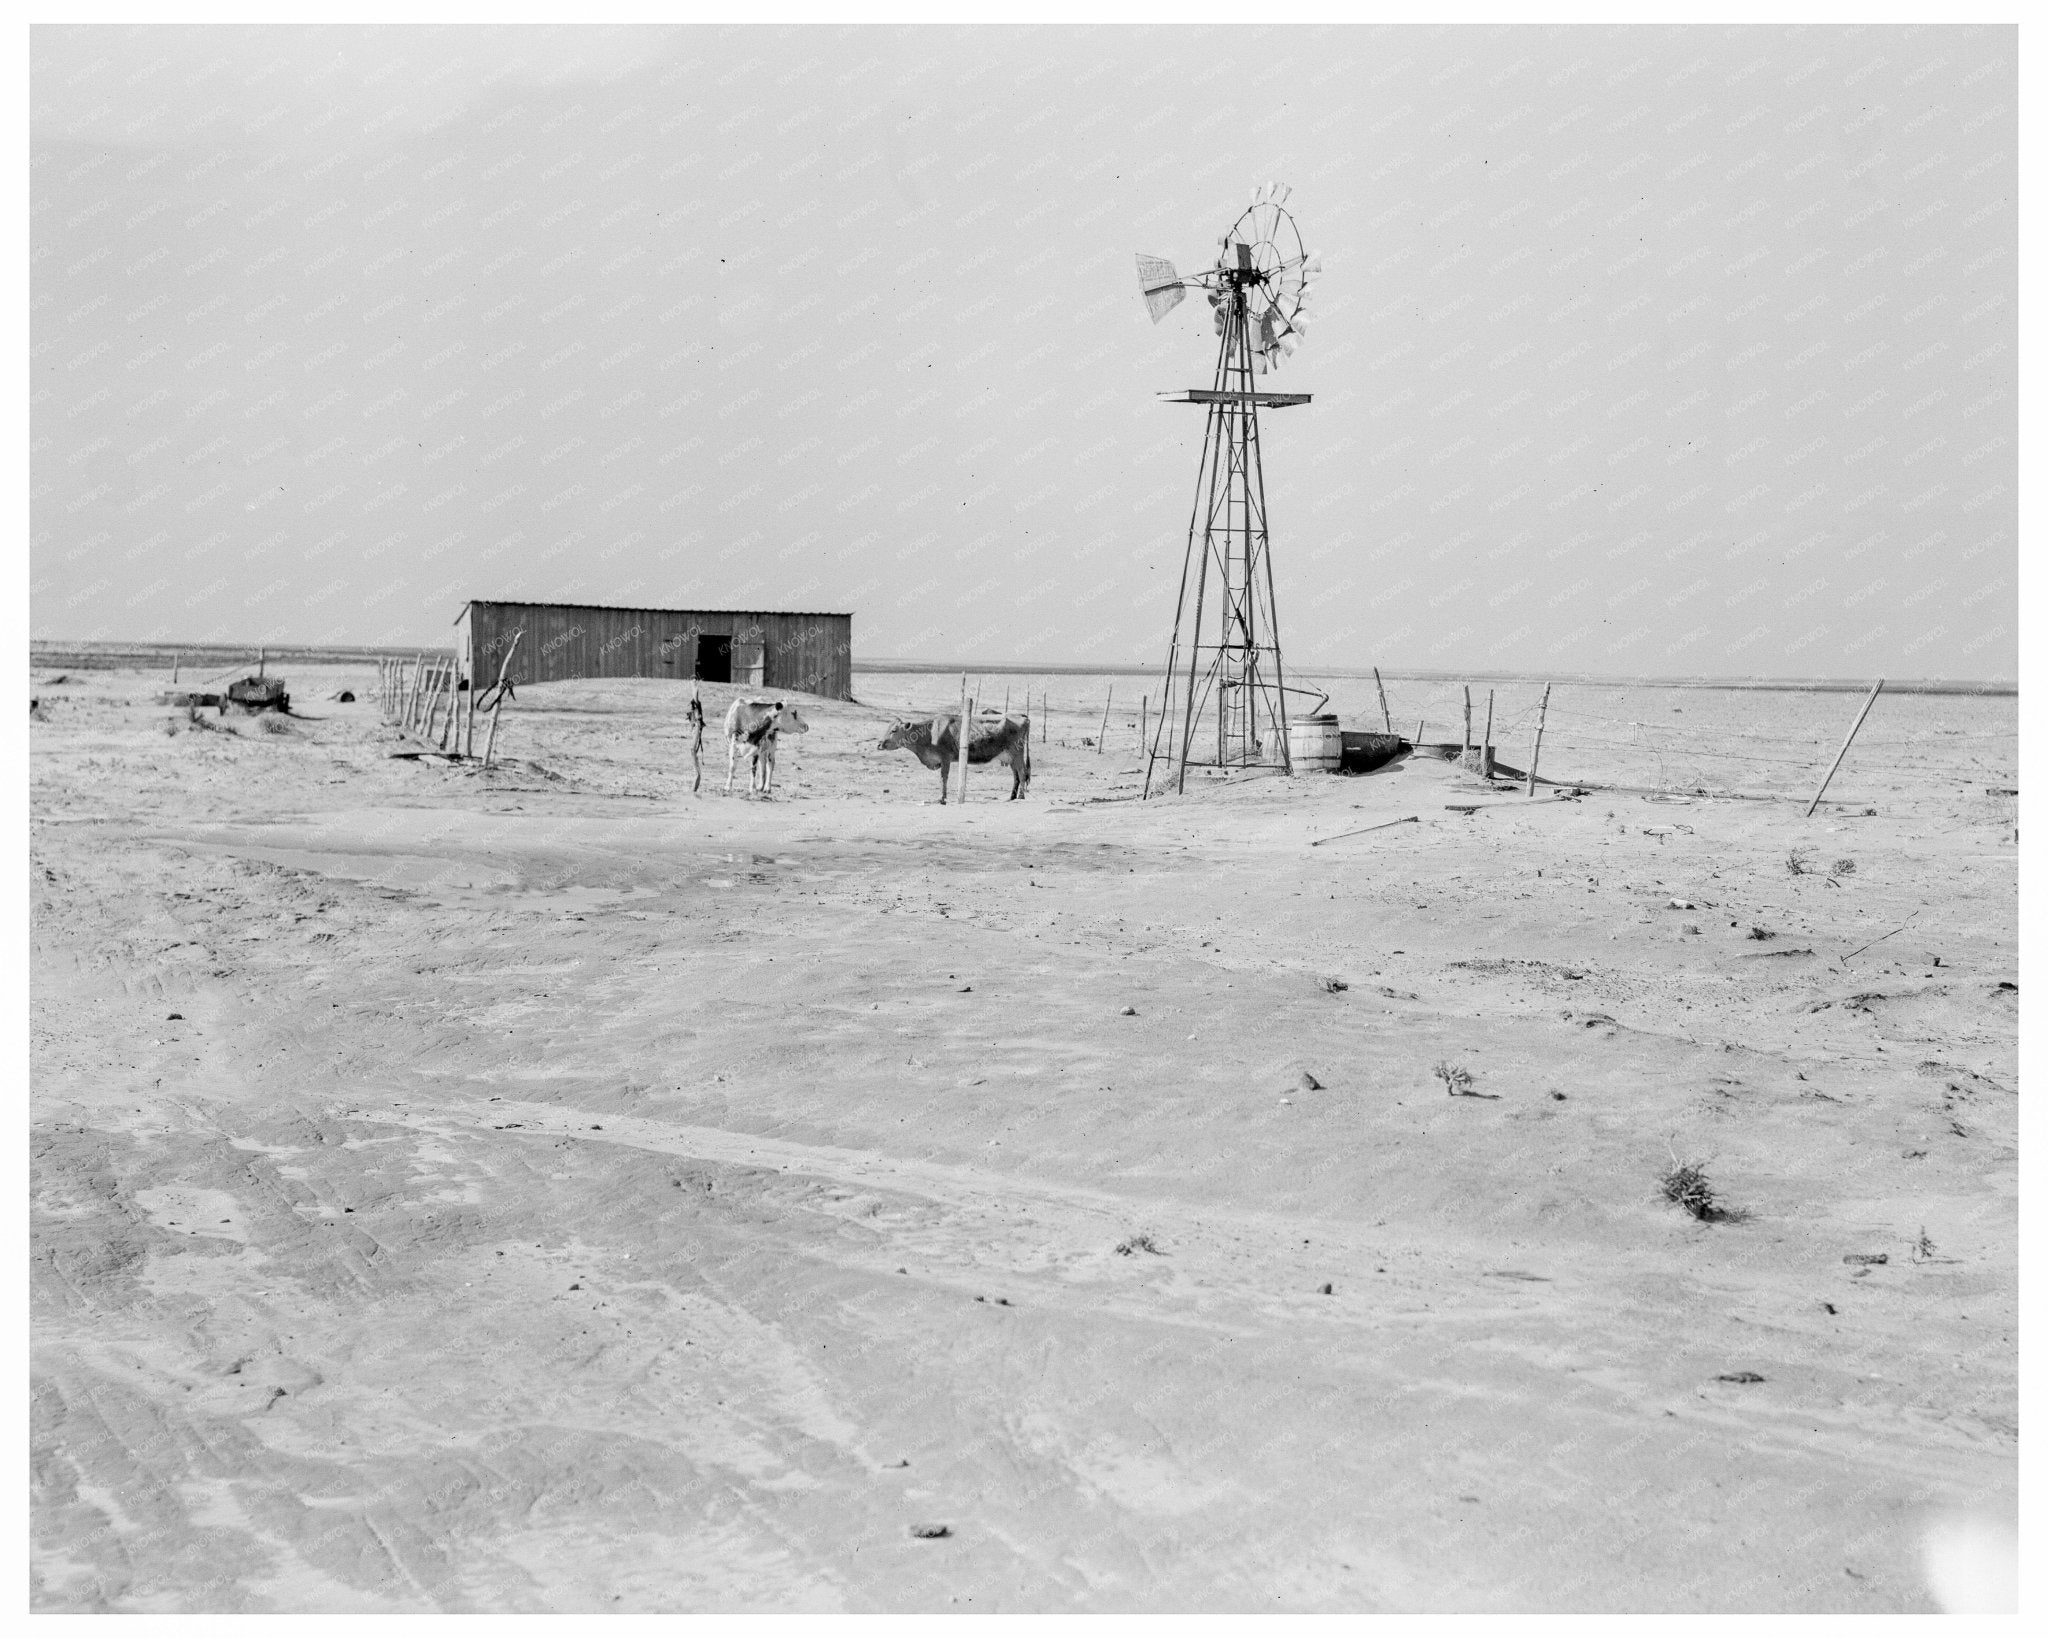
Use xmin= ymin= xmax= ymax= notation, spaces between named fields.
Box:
xmin=1134 ymin=253 xmax=1187 ymax=324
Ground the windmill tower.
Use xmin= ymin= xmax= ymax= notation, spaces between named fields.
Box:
xmin=1136 ymin=184 xmax=1320 ymax=797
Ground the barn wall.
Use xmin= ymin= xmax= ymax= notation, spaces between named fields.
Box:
xmin=458 ymin=602 xmax=852 ymax=700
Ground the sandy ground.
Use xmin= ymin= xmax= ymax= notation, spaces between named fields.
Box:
xmin=29 ymin=663 xmax=2017 ymax=1612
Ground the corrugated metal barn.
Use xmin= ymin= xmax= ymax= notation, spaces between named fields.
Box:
xmin=455 ymin=600 xmax=853 ymax=700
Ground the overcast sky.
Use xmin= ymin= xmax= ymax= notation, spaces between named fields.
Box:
xmin=30 ymin=24 xmax=2015 ymax=679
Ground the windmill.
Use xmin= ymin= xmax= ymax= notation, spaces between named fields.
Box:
xmin=1136 ymin=183 xmax=1321 ymax=797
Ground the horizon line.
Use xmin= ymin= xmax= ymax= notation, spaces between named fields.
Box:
xmin=27 ymin=638 xmax=2015 ymax=696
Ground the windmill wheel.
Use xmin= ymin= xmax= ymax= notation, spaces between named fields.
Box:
xmin=1221 ymin=184 xmax=1319 ymax=373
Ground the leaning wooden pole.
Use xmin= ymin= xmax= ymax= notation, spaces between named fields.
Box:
xmin=1481 ymin=689 xmax=1495 ymax=779
xmin=480 ymin=632 xmax=524 ymax=770
xmin=1525 ymin=683 xmax=1552 ymax=797
xmin=1374 ymin=667 xmax=1391 ymax=733
xmin=1805 ymin=678 xmax=1884 ymax=817
xmin=1463 ymin=684 xmax=1472 ymax=760
xmin=1098 ymin=683 xmax=1113 ymax=754
xmin=403 ymin=652 xmax=425 ymax=730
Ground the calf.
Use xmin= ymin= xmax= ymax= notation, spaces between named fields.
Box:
xmin=723 ymin=698 xmax=810 ymax=795
xmin=879 ymin=711 xmax=1031 ymax=802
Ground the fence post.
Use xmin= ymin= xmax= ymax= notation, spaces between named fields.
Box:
xmin=1526 ymin=684 xmax=1552 ymax=797
xmin=955 ymin=673 xmax=970 ymax=804
xmin=1374 ymin=667 xmax=1391 ymax=733
xmin=1098 ymin=683 xmax=1112 ymax=754
xmin=1481 ymin=689 xmax=1495 ymax=778
xmin=481 ymin=632 xmax=524 ymax=769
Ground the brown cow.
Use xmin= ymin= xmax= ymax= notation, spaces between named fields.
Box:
xmin=879 ymin=712 xmax=1031 ymax=802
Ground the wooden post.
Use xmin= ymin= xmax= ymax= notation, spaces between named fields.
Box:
xmin=1525 ymin=683 xmax=1552 ymax=797
xmin=1042 ymin=692 xmax=1048 ymax=743
xmin=688 ymin=682 xmax=703 ymax=793
xmin=437 ymin=668 xmax=457 ymax=750
xmin=1481 ymin=690 xmax=1495 ymax=778
xmin=403 ymin=653 xmax=425 ymax=731
xmin=172 ymin=652 xmax=180 ymax=685
xmin=465 ymin=669 xmax=478 ymax=757
xmin=1002 ymin=685 xmax=1011 ymax=717
xmin=258 ymin=646 xmax=265 ymax=679
xmin=955 ymin=673 xmax=970 ymax=804
xmin=1374 ymin=667 xmax=1390 ymax=733
xmin=1805 ymin=679 xmax=1884 ymax=817
xmin=1140 ymin=694 xmax=1148 ymax=753
xmin=1415 ymin=716 xmax=1424 ymax=746
xmin=1462 ymin=685 xmax=1472 ymax=760
xmin=1098 ymin=683 xmax=1113 ymax=754
xmin=481 ymin=631 xmax=524 ymax=769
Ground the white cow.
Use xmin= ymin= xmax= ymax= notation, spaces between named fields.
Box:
xmin=723 ymin=698 xmax=810 ymax=795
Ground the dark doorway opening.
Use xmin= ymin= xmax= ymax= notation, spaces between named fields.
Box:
xmin=695 ymin=634 xmax=733 ymax=683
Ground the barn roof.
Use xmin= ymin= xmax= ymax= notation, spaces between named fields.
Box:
xmin=453 ymin=598 xmax=854 ymax=624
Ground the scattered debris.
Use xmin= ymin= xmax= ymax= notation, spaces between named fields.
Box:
xmin=1841 ymin=911 xmax=1919 ymax=964
xmin=1298 ymin=1070 xmax=1323 ymax=1091
xmin=1310 ymin=814 xmax=1418 ymax=846
xmin=1746 ymin=926 xmax=1776 ymax=941
xmin=1318 ymin=975 xmax=1349 ymax=993
xmin=1432 ymin=1060 xmax=1476 ymax=1097
xmin=1119 ymin=1005 xmax=1137 ymax=1016
xmin=1715 ymin=1371 xmax=1765 ymax=1385
xmin=1317 ymin=1283 xmax=1334 ymax=1295
xmin=884 ymin=1458 xmax=910 ymax=1468
xmin=1786 ymin=848 xmax=1814 ymax=876
xmin=1549 ymin=1090 xmax=1567 ymax=1101
xmin=909 ymin=1523 xmax=952 ymax=1539
xmin=1831 ymin=858 xmax=1856 ymax=877
xmin=1842 ymin=1253 xmax=1888 ymax=1266
xmin=1114 ymin=1234 xmax=1163 ymax=1256
xmin=1660 ymin=1158 xmax=1731 ymax=1222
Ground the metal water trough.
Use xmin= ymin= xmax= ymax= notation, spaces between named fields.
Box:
xmin=1340 ymin=731 xmax=1409 ymax=773
xmin=224 ymin=676 xmax=290 ymax=714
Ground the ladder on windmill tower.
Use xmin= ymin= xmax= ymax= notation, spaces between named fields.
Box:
xmin=1134 ymin=185 xmax=1321 ymax=797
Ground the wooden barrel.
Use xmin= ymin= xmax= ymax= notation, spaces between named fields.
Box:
xmin=1286 ymin=714 xmax=1342 ymax=772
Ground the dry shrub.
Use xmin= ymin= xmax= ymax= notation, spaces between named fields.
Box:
xmin=1660 ymin=1158 xmax=1730 ymax=1222
xmin=1115 ymin=1234 xmax=1162 ymax=1256
xmin=1433 ymin=1060 xmax=1476 ymax=1096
